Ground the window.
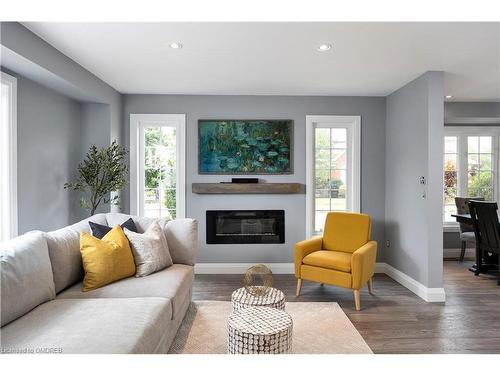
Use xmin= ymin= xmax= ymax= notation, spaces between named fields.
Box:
xmin=443 ymin=127 xmax=497 ymax=228
xmin=306 ymin=115 xmax=361 ymax=237
xmin=0 ymin=72 xmax=17 ymax=241
xmin=443 ymin=136 xmax=458 ymax=223
xmin=466 ymin=136 xmax=494 ymax=200
xmin=130 ymin=114 xmax=186 ymax=219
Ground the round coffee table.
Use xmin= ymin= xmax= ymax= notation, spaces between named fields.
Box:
xmin=227 ymin=306 xmax=293 ymax=354
xmin=231 ymin=286 xmax=286 ymax=312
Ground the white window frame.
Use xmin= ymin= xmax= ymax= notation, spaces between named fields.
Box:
xmin=443 ymin=126 xmax=499 ymax=232
xmin=130 ymin=114 xmax=186 ymax=219
xmin=1 ymin=71 xmax=18 ymax=241
xmin=305 ymin=115 xmax=361 ymax=238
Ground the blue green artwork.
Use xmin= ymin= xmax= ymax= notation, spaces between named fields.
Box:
xmin=198 ymin=120 xmax=293 ymax=174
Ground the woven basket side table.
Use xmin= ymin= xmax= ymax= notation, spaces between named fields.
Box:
xmin=231 ymin=287 xmax=286 ymax=312
xmin=227 ymin=306 xmax=293 ymax=354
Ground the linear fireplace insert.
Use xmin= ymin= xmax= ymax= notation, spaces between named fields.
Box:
xmin=206 ymin=210 xmax=285 ymax=244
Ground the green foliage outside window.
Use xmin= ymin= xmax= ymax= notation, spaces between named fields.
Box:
xmin=468 ymin=168 xmax=493 ymax=200
xmin=145 ymin=128 xmax=177 ymax=218
xmin=443 ymin=160 xmax=457 ymax=205
xmin=444 ymin=159 xmax=493 ymax=203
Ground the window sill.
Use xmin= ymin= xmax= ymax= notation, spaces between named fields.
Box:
xmin=443 ymin=225 xmax=460 ymax=233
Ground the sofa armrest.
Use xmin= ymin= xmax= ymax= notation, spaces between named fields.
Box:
xmin=351 ymin=241 xmax=377 ymax=290
xmin=164 ymin=219 xmax=198 ymax=266
xmin=294 ymin=236 xmax=323 ymax=277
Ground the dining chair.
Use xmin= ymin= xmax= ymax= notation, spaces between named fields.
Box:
xmin=454 ymin=197 xmax=484 ymax=262
xmin=468 ymin=200 xmax=500 ymax=286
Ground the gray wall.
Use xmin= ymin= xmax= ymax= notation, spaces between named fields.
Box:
xmin=1 ymin=22 xmax=124 ymax=230
xmin=445 ymin=102 xmax=500 ymax=119
xmin=80 ymin=103 xmax=111 ymax=157
xmin=1 ymin=68 xmax=82 ymax=233
xmin=426 ymin=72 xmax=445 ymax=286
xmin=0 ymin=22 xmax=122 ymax=145
xmin=123 ymin=95 xmax=386 ymax=263
xmin=385 ymin=72 xmax=444 ymax=288
xmin=78 ymin=102 xmax=112 ymax=216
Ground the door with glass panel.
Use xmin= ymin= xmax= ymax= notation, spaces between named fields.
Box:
xmin=130 ymin=114 xmax=186 ymax=219
xmin=306 ymin=116 xmax=361 ymax=237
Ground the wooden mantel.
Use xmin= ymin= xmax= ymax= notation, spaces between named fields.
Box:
xmin=192 ymin=183 xmax=304 ymax=194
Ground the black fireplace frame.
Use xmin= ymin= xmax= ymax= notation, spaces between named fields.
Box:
xmin=206 ymin=210 xmax=285 ymax=244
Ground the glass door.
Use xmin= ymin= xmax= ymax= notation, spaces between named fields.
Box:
xmin=306 ymin=115 xmax=361 ymax=236
xmin=142 ymin=125 xmax=178 ymax=218
xmin=130 ymin=114 xmax=185 ymax=219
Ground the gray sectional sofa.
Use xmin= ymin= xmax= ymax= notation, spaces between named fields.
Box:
xmin=0 ymin=213 xmax=198 ymax=354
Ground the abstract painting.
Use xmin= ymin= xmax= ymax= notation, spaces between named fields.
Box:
xmin=198 ymin=120 xmax=293 ymax=174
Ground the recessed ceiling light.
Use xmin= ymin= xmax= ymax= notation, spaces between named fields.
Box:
xmin=317 ymin=43 xmax=332 ymax=52
xmin=169 ymin=42 xmax=183 ymax=49
xmin=445 ymin=95 xmax=453 ymax=99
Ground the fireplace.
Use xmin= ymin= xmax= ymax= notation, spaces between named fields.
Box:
xmin=206 ymin=210 xmax=285 ymax=244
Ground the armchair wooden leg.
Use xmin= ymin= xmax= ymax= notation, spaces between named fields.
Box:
xmin=367 ymin=278 xmax=374 ymax=295
xmin=353 ymin=289 xmax=361 ymax=311
xmin=296 ymin=279 xmax=302 ymax=297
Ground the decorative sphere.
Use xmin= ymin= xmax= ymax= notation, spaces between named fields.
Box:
xmin=243 ymin=264 xmax=273 ymax=296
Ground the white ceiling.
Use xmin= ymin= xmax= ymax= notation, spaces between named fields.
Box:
xmin=23 ymin=22 xmax=500 ymax=100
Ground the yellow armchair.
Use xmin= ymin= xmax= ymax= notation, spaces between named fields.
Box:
xmin=294 ymin=212 xmax=377 ymax=311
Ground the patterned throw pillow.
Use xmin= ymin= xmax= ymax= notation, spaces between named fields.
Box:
xmin=124 ymin=221 xmax=173 ymax=277
xmin=89 ymin=218 xmax=138 ymax=239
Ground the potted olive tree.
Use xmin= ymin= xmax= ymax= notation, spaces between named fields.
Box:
xmin=64 ymin=141 xmax=128 ymax=215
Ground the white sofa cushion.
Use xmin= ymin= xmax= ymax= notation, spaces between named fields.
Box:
xmin=56 ymin=264 xmax=193 ymax=319
xmin=0 ymin=297 xmax=172 ymax=353
xmin=0 ymin=231 xmax=55 ymax=327
xmin=165 ymin=218 xmax=198 ymax=266
xmin=45 ymin=214 xmax=107 ymax=293
xmin=124 ymin=222 xmax=173 ymax=277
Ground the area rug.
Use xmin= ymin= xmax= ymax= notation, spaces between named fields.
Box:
xmin=169 ymin=301 xmax=372 ymax=354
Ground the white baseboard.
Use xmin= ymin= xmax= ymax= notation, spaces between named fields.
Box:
xmin=378 ymin=263 xmax=446 ymax=302
xmin=195 ymin=262 xmax=445 ymax=303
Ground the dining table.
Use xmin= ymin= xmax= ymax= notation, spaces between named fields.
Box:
xmin=451 ymin=213 xmax=473 ymax=224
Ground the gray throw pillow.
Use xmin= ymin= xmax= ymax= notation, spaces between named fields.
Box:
xmin=124 ymin=221 xmax=173 ymax=277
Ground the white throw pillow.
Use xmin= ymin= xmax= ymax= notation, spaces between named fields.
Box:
xmin=124 ymin=221 xmax=173 ymax=277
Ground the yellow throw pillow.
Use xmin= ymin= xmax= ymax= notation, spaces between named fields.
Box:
xmin=80 ymin=225 xmax=136 ymax=292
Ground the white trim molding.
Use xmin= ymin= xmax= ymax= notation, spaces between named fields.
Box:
xmin=377 ymin=263 xmax=446 ymax=302
xmin=129 ymin=114 xmax=186 ymax=218
xmin=0 ymin=71 xmax=18 ymax=241
xmin=194 ymin=262 xmax=446 ymax=303
xmin=305 ymin=115 xmax=361 ymax=238
xmin=443 ymin=224 xmax=459 ymax=232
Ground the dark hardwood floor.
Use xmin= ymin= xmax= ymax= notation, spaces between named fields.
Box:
xmin=193 ymin=260 xmax=500 ymax=353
